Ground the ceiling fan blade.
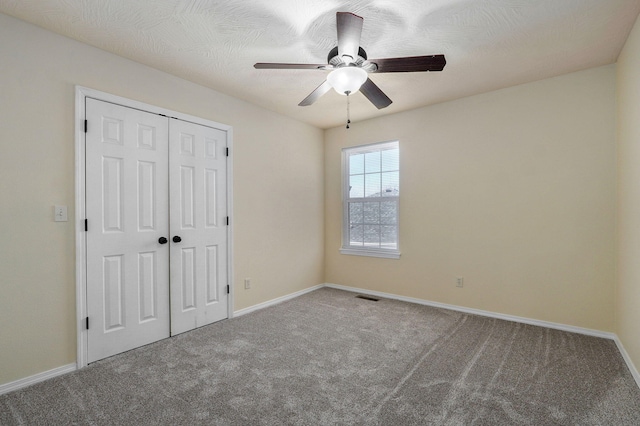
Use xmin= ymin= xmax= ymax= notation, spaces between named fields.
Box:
xmin=254 ymin=63 xmax=330 ymax=70
xmin=360 ymin=78 xmax=392 ymax=109
xmin=368 ymin=55 xmax=446 ymax=73
xmin=336 ymin=12 xmax=363 ymax=63
xmin=299 ymin=80 xmax=333 ymax=106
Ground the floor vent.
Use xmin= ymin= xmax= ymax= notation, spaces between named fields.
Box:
xmin=356 ymin=295 xmax=379 ymax=302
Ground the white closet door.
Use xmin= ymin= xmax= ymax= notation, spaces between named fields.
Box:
xmin=85 ymin=98 xmax=170 ymax=363
xmin=169 ymin=118 xmax=228 ymax=335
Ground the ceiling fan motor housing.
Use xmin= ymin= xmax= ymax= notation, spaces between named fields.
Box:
xmin=328 ymin=46 xmax=369 ymax=67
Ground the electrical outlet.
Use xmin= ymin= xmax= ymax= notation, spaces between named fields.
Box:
xmin=456 ymin=277 xmax=464 ymax=288
xmin=244 ymin=279 xmax=251 ymax=290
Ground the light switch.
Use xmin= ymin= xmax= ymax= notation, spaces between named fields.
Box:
xmin=54 ymin=205 xmax=68 ymax=222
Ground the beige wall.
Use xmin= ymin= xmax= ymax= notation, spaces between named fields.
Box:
xmin=617 ymin=14 xmax=640 ymax=374
xmin=0 ymin=13 xmax=324 ymax=386
xmin=325 ymin=65 xmax=617 ymax=332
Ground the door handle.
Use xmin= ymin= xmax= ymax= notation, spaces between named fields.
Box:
xmin=158 ymin=237 xmax=168 ymax=244
xmin=173 ymin=236 xmax=182 ymax=243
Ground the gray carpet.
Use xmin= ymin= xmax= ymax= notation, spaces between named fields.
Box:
xmin=1 ymin=287 xmax=639 ymax=425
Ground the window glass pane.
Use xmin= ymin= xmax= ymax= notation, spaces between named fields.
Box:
xmin=349 ymin=153 xmax=365 ymax=175
xmin=381 ymin=226 xmax=397 ymax=249
xmin=364 ymin=225 xmax=380 ymax=246
xmin=381 ymin=148 xmax=399 ymax=172
xmin=349 ymin=174 xmax=364 ymax=198
xmin=365 ymin=173 xmax=381 ymax=197
xmin=363 ymin=202 xmax=380 ymax=224
xmin=350 ymin=225 xmax=363 ymax=246
xmin=343 ymin=141 xmax=399 ymax=255
xmin=349 ymin=202 xmax=363 ymax=224
xmin=381 ymin=171 xmax=399 ymax=196
xmin=365 ymin=151 xmax=381 ymax=173
xmin=380 ymin=201 xmax=397 ymax=224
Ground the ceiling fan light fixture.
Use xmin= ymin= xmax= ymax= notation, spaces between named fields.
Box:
xmin=327 ymin=66 xmax=368 ymax=95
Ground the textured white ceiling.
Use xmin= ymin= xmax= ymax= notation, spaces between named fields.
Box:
xmin=1 ymin=0 xmax=639 ymax=129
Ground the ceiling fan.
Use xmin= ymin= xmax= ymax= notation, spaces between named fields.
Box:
xmin=254 ymin=12 xmax=446 ymax=110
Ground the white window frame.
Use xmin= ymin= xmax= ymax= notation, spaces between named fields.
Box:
xmin=340 ymin=140 xmax=400 ymax=259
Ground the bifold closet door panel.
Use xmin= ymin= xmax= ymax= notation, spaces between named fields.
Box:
xmin=85 ymin=98 xmax=170 ymax=363
xmin=169 ymin=118 xmax=228 ymax=335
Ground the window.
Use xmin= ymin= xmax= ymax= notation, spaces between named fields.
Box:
xmin=341 ymin=141 xmax=400 ymax=259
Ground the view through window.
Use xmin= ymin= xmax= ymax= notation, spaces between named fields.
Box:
xmin=342 ymin=141 xmax=400 ymax=258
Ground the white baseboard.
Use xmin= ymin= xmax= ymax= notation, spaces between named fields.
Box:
xmin=324 ymin=283 xmax=615 ymax=339
xmin=5 ymin=283 xmax=636 ymax=396
xmin=324 ymin=283 xmax=640 ymax=389
xmin=233 ymin=284 xmax=325 ymax=318
xmin=0 ymin=363 xmax=76 ymax=396
xmin=613 ymin=336 xmax=640 ymax=389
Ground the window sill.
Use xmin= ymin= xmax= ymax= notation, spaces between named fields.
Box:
xmin=340 ymin=248 xmax=401 ymax=259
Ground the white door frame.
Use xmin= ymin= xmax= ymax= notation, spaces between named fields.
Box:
xmin=74 ymin=86 xmax=234 ymax=369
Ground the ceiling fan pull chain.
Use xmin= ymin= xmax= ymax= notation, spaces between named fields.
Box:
xmin=346 ymin=91 xmax=351 ymax=129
